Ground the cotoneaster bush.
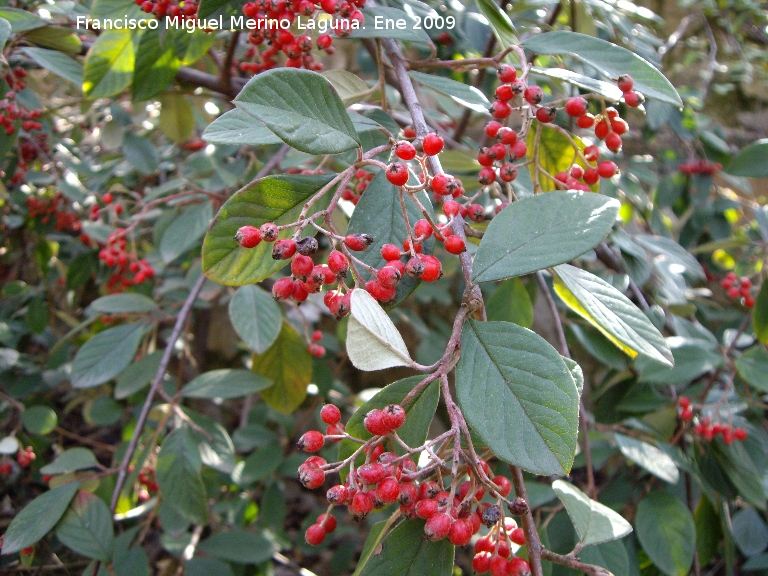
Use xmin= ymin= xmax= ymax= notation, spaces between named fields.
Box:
xmin=0 ymin=0 xmax=767 ymax=575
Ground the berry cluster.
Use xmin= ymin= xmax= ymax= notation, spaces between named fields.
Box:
xmin=16 ymin=445 xmax=36 ymax=468
xmin=133 ymin=0 xmax=197 ymax=19
xmin=1 ymin=67 xmax=42 ymax=136
xmin=678 ymin=398 xmax=748 ymax=444
xmin=678 ymin=159 xmax=722 ymax=175
xmin=721 ymin=272 xmax=755 ymax=308
xmin=26 ymin=193 xmax=82 ymax=234
xmin=238 ymin=0 xmax=364 ymax=74
xmin=308 ymin=329 xmax=325 ymax=357
xmin=341 ymin=168 xmax=375 ymax=205
xmin=137 ymin=466 xmax=159 ymax=502
xmin=98 ymin=231 xmax=155 ymax=293
xmin=296 ymin=401 xmax=532 ymax=571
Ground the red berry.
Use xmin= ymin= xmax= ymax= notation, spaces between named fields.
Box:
xmin=617 ymin=74 xmax=634 ymax=93
xmin=524 ymin=85 xmax=543 ymax=105
xmin=424 ymin=512 xmax=453 ymax=541
xmin=414 ymin=219 xmax=433 ymax=239
xmin=727 ymin=286 xmax=741 ymax=299
xmin=745 ymin=296 xmax=755 ymax=308
xmin=535 ymin=106 xmax=557 ymax=123
xmin=403 ymin=125 xmax=417 ymax=139
xmin=344 ymin=233 xmax=374 ymax=251
xmin=260 ymin=222 xmax=279 ymax=241
xmin=377 ymin=266 xmax=402 ymax=288
xmin=298 ymin=463 xmax=325 ymax=489
xmin=624 ymin=91 xmax=644 ymax=107
xmin=327 ymin=250 xmax=349 ymax=275
xmin=422 ymin=133 xmax=444 ymax=156
xmin=594 ymin=119 xmax=610 ymax=139
xmin=364 ymin=409 xmax=390 ymax=435
xmin=577 ymin=113 xmax=595 ymax=129
xmin=21 ymin=546 xmax=34 ymax=556
xmin=420 ymin=255 xmax=442 ymax=282
xmin=485 ymin=121 xmax=502 ymax=138
xmin=235 ymin=225 xmax=262 ymax=248
xmin=386 ymin=162 xmax=410 ymax=186
xmin=611 ymin=118 xmax=628 ymax=135
xmin=312 ymin=330 xmax=323 ymax=342
xmin=509 ymin=141 xmax=528 ymax=160
xmin=298 ymin=430 xmax=325 ymax=452
xmin=291 ymin=254 xmax=315 ymax=279
xmin=318 ymin=513 xmax=337 ymax=532
xmin=678 ymin=396 xmax=691 ymax=409
xmin=320 ymin=404 xmax=341 ymax=425
xmin=395 ymin=140 xmax=417 ymax=160
xmin=492 ymin=475 xmax=512 ymax=497
xmin=498 ymin=64 xmax=517 ymax=83
xmin=382 ymin=404 xmax=406 ymax=430
xmin=583 ymin=144 xmax=600 ymax=162
xmin=305 ymin=523 xmax=327 ymax=545
xmin=734 ymin=427 xmax=747 ymax=441
xmin=272 ymin=238 xmax=296 ymax=260
xmin=468 ymin=203 xmax=485 ymax=222
xmin=327 ymin=484 xmax=349 ymax=504
xmin=605 ymin=132 xmax=622 ymax=153
xmin=490 ymin=100 xmax=512 ymax=119
xmin=380 ymin=243 xmax=402 ymax=261
xmin=597 ymin=161 xmax=617 ymax=178
xmin=449 ymin=518 xmax=474 ymax=546
xmin=565 ymin=97 xmax=588 ymax=117
xmin=496 ymin=84 xmax=514 ymax=101
xmin=510 ymin=527 xmax=526 ymax=545
xmin=490 ymin=554 xmax=508 ymax=576
xmin=498 ymin=128 xmax=517 ymax=145
xmin=350 ymin=490 xmax=374 ymax=518
xmin=443 ymin=200 xmax=460 ymax=217
xmin=474 ymin=552 xmax=493 ymax=574
xmin=508 ymin=557 xmax=531 ymax=576
xmin=500 ymin=163 xmax=518 ymax=183
xmin=357 ymin=462 xmax=387 ymax=485
xmin=317 ymin=33 xmax=333 ymax=49
xmin=272 ymin=277 xmax=295 ymax=300
xmin=444 ymin=235 xmax=466 ymax=254
xmin=431 ymin=173 xmax=458 ymax=196
xmin=103 ymin=192 xmax=114 ymax=204
xmin=415 ymin=498 xmax=439 ymax=519
xmin=376 ymin=477 xmax=401 ymax=503
xmin=479 ymin=166 xmax=497 ymax=185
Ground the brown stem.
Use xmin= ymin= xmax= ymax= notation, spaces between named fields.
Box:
xmin=220 ymin=31 xmax=240 ymax=95
xmin=541 ymin=549 xmax=613 ymax=575
xmin=109 ymin=273 xmax=206 ymax=513
xmin=509 ymin=466 xmax=545 ymax=576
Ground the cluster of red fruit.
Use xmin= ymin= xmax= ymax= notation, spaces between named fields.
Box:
xmin=26 ymin=193 xmax=82 ymax=234
xmin=98 ymin=231 xmax=155 ymax=293
xmin=297 ymin=402 xmax=531 ymax=574
xmin=238 ymin=0 xmax=363 ymax=73
xmin=678 ymin=397 xmax=748 ymax=444
xmin=308 ymin=329 xmax=325 ymax=357
xmin=137 ymin=466 xmax=159 ymax=502
xmin=720 ymin=272 xmax=755 ymax=308
xmin=678 ymin=159 xmax=722 ymax=175
xmin=88 ymin=191 xmax=124 ymax=221
xmin=341 ymin=168 xmax=375 ymax=205
xmin=133 ymin=0 xmax=197 ymax=19
xmin=16 ymin=445 xmax=36 ymax=468
xmin=1 ymin=68 xmax=42 ymax=136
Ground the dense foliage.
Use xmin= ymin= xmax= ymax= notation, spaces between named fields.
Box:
xmin=0 ymin=0 xmax=767 ymax=575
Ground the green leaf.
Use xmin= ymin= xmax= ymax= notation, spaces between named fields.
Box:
xmin=23 ymin=26 xmax=81 ymax=53
xmin=187 ymin=558 xmax=235 ymax=576
xmin=83 ymin=29 xmax=136 ymax=99
xmin=753 ymin=280 xmax=768 ymax=345
xmin=695 ymin=496 xmax=721 ymax=568
xmin=159 ymin=93 xmax=194 ymax=144
xmin=233 ymin=444 xmax=283 ymax=485
xmin=202 ymin=109 xmax=284 ymax=146
xmin=527 ymin=126 xmax=593 ymax=193
xmin=88 ymin=293 xmax=157 ymax=315
xmin=197 ymin=529 xmax=275 ymax=564
xmin=323 ymin=70 xmax=373 ymax=106
xmin=634 ymin=235 xmax=705 ymax=281
xmin=115 ymin=351 xmax=163 ymax=399
xmin=614 ymin=433 xmax=679 ymax=483
xmin=636 ymin=339 xmax=721 ymax=385
xmin=0 ymin=436 xmax=19 ymax=454
xmin=40 ymin=448 xmax=98 ymax=475
xmin=0 ymin=18 xmax=10 ymax=49
xmin=472 ymin=192 xmax=619 ymax=283
xmin=180 ymin=369 xmax=272 ymax=399
xmin=357 ymin=519 xmax=454 ymax=576
xmin=554 ymin=264 xmax=673 ymax=367
xmin=156 ymin=427 xmax=207 ymax=524
xmin=579 ymin=540 xmax=630 ymax=576
xmin=531 ymin=67 xmax=623 ymax=101
xmin=474 ymin=0 xmax=517 ymax=51
xmin=456 ymin=320 xmax=579 ymax=476
xmin=71 ymin=324 xmax=147 ymax=388
xmin=184 ymin=409 xmax=236 ymax=474
xmin=202 ymin=174 xmax=334 ymax=286
xmin=346 ymin=170 xmax=434 ymax=306
xmin=55 ymin=491 xmax=114 ymax=562
xmin=347 ymin=290 xmax=413 ymax=371
xmin=0 ymin=481 xmax=80 ymax=555
xmin=0 ymin=8 xmax=45 ymax=32
xmin=21 ymin=405 xmax=57 ymax=435
xmin=338 ymin=376 xmax=440 ymax=482
xmin=736 ymin=345 xmax=768 ymax=393
xmin=521 ymin=31 xmax=682 ymax=107
xmin=21 ymin=47 xmax=83 ymax=86
xmin=228 ymin=284 xmax=282 ymax=354
xmin=409 ymin=71 xmax=491 ymax=113
xmin=350 ymin=7 xmax=432 ymax=44
xmin=552 ymin=480 xmax=632 ymax=546
xmin=132 ymin=26 xmax=181 ymax=101
xmin=160 ymin=202 xmax=213 ymax=263
xmin=234 ymin=68 xmax=360 ymax=154
xmin=635 ymin=492 xmax=695 ymax=576
xmin=252 ymin=322 xmax=312 ymax=414
xmin=732 ymin=508 xmax=768 ymax=556
xmin=486 ymin=277 xmax=534 ymax=328
xmin=197 ymin=0 xmax=247 ymax=20
xmin=353 ymin=520 xmax=392 ymax=576
xmin=122 ymin=132 xmax=159 ymax=174
xmin=726 ymin=139 xmax=768 ymax=178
